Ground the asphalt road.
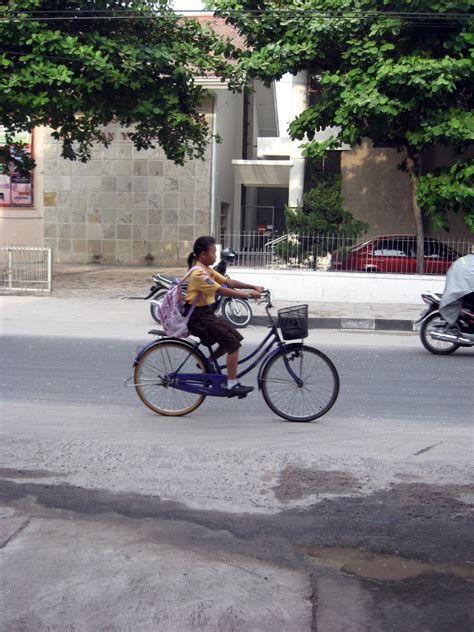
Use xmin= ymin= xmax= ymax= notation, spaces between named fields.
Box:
xmin=1 ymin=332 xmax=473 ymax=423
xmin=1 ymin=332 xmax=473 ymax=631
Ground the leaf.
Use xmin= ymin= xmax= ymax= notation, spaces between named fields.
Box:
xmin=209 ymin=0 xmax=473 ymax=231
xmin=0 ymin=0 xmax=235 ymax=165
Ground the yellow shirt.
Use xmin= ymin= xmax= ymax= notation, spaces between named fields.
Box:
xmin=185 ymin=265 xmax=228 ymax=307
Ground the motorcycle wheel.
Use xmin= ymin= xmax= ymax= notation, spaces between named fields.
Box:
xmin=420 ymin=312 xmax=460 ymax=355
xmin=221 ymin=298 xmax=252 ymax=328
xmin=149 ymin=289 xmax=168 ymax=324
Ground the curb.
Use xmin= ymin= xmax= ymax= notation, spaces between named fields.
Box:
xmin=251 ymin=316 xmax=415 ymax=332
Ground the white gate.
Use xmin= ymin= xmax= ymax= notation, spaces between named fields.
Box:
xmin=0 ymin=246 xmax=52 ymax=293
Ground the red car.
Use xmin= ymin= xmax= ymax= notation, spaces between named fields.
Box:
xmin=331 ymin=235 xmax=460 ymax=275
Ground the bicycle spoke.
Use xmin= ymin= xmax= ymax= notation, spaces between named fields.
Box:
xmin=223 ymin=298 xmax=251 ymax=327
xmin=262 ymin=346 xmax=339 ymax=421
xmin=134 ymin=342 xmax=207 ymax=416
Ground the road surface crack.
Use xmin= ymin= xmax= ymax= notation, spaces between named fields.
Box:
xmin=309 ymin=573 xmax=318 ymax=632
xmin=0 ymin=516 xmax=30 ymax=549
xmin=413 ymin=442 xmax=443 ymax=456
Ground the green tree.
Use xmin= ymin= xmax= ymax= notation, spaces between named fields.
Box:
xmin=279 ymin=174 xmax=368 ymax=268
xmin=0 ymin=0 xmax=239 ymax=170
xmin=211 ymin=0 xmax=474 ymax=272
xmin=286 ymin=174 xmax=368 ymax=235
xmin=417 ymin=160 xmax=474 ymax=232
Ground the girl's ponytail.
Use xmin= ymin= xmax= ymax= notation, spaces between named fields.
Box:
xmin=187 ymin=251 xmax=196 ymax=268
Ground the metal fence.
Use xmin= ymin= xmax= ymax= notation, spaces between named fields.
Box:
xmin=219 ymin=231 xmax=473 ymax=275
xmin=0 ymin=246 xmax=52 ymax=292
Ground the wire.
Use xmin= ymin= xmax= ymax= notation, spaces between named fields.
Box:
xmin=0 ymin=7 xmax=472 ymax=16
xmin=0 ymin=9 xmax=472 ymax=22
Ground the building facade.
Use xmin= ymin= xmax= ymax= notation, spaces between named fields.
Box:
xmin=1 ymin=23 xmax=471 ymax=264
xmin=0 ymin=87 xmax=251 ymax=265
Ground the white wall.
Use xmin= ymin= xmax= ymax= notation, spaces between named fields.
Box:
xmin=213 ymin=90 xmax=243 ymax=233
xmin=230 ymin=268 xmax=446 ymax=304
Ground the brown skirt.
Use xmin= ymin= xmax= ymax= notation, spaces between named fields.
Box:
xmin=185 ymin=305 xmax=243 ymax=354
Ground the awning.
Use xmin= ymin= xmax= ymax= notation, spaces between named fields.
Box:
xmin=232 ymin=159 xmax=293 ymax=187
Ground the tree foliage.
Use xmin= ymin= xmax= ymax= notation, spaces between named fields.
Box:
xmin=417 ymin=160 xmax=474 ymax=231
xmin=279 ymin=174 xmax=368 ymax=267
xmin=285 ymin=174 xmax=368 ymax=235
xmin=210 ymin=0 xmax=474 ymax=269
xmin=0 ymin=0 xmax=240 ymax=170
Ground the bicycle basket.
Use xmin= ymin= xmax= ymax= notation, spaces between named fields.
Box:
xmin=278 ymin=305 xmax=308 ymax=340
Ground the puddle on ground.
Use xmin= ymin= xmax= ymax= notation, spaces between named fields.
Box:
xmin=300 ymin=545 xmax=474 ymax=581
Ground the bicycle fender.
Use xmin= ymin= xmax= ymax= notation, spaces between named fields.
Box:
xmin=133 ymin=337 xmax=209 ymax=368
xmin=257 ymin=343 xmax=302 ymax=391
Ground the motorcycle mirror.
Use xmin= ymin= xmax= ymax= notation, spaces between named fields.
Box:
xmin=221 ymin=247 xmax=236 ymax=260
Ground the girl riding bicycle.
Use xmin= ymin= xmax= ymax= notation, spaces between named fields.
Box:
xmin=184 ymin=235 xmax=263 ymax=398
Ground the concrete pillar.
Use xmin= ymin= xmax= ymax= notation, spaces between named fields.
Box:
xmin=288 ymin=71 xmax=307 ymax=208
xmin=291 ymin=71 xmax=308 ymax=120
xmin=288 ymin=159 xmax=305 ymax=207
xmin=232 ymin=179 xmax=242 ymax=235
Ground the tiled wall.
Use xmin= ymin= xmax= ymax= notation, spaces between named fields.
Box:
xmin=42 ymin=124 xmax=212 ymax=265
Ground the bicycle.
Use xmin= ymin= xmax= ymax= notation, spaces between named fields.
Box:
xmin=127 ymin=290 xmax=340 ymax=422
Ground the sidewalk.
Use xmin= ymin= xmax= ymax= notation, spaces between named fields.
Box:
xmin=1 ymin=264 xmax=423 ymax=336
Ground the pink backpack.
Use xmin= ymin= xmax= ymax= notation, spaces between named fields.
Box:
xmin=156 ymin=266 xmax=201 ymax=338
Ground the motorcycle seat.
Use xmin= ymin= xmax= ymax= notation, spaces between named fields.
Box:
xmin=462 ymin=292 xmax=474 ymax=310
xmin=154 ymin=273 xmax=179 ymax=284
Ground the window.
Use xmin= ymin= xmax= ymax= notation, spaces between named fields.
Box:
xmin=373 ymin=238 xmax=413 ymax=257
xmin=424 ymin=239 xmax=455 ymax=259
xmin=0 ymin=127 xmax=34 ymax=207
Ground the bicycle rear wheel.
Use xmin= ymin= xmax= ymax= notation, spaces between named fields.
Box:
xmin=261 ymin=345 xmax=339 ymax=422
xmin=134 ymin=341 xmax=207 ymax=416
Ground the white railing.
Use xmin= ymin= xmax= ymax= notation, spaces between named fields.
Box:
xmin=264 ymin=234 xmax=288 ymax=250
xmin=0 ymin=246 xmax=52 ymax=292
xmin=219 ymin=231 xmax=473 ymax=275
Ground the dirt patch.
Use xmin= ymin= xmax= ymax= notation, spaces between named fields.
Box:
xmin=273 ymin=465 xmax=360 ymax=502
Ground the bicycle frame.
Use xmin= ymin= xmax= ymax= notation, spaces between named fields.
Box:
xmin=149 ymin=318 xmax=303 ymax=398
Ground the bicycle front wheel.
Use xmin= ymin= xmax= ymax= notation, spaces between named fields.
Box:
xmin=261 ymin=345 xmax=339 ymax=422
xmin=134 ymin=341 xmax=207 ymax=416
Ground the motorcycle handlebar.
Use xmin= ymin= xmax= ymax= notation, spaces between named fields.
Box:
xmin=258 ymin=289 xmax=273 ymax=308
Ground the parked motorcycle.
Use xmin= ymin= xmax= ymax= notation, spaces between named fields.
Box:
xmin=147 ymin=247 xmax=253 ymax=328
xmin=417 ymin=292 xmax=474 ymax=354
